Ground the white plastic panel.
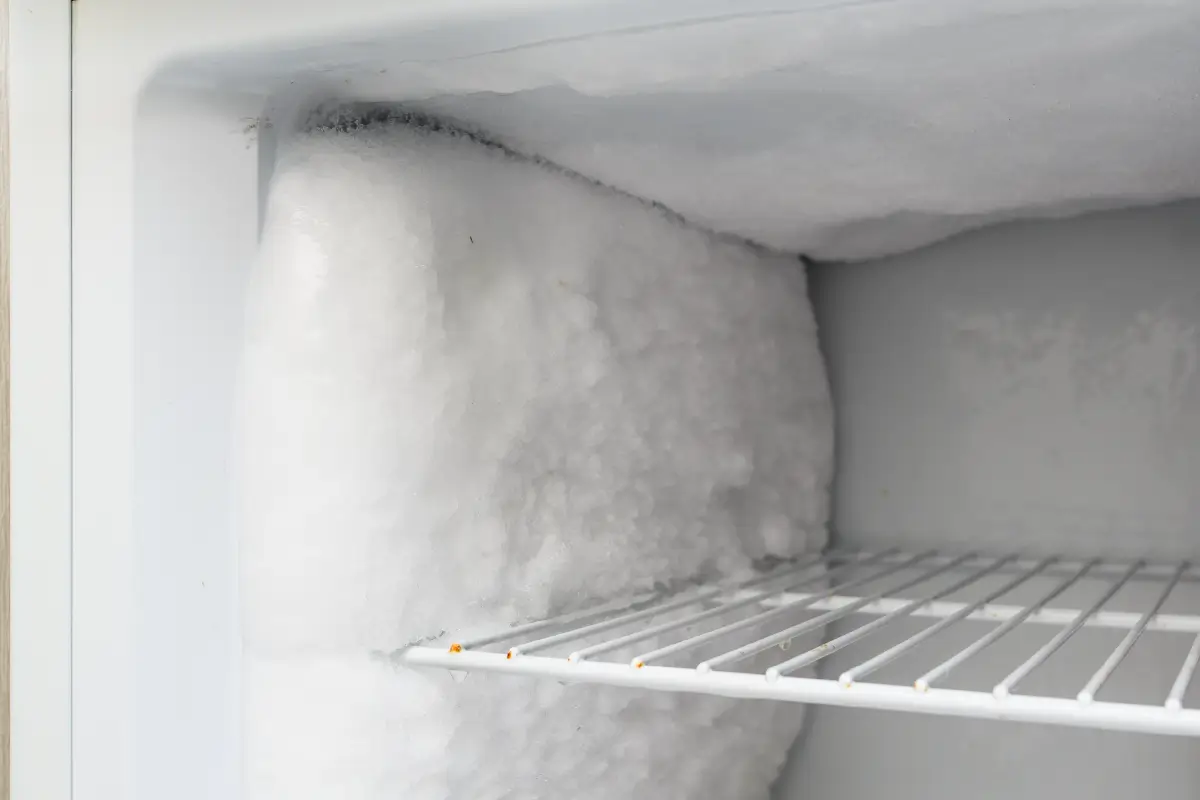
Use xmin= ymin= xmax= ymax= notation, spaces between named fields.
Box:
xmin=129 ymin=86 xmax=263 ymax=800
xmin=9 ymin=3 xmax=72 ymax=798
xmin=818 ymin=201 xmax=1200 ymax=560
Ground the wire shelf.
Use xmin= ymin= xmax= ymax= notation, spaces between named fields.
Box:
xmin=393 ymin=548 xmax=1200 ymax=737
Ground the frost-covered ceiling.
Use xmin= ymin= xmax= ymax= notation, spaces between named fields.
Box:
xmin=198 ymin=0 xmax=1200 ymax=260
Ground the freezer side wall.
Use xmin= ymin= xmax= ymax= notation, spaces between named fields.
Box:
xmin=777 ymin=200 xmax=1200 ymax=800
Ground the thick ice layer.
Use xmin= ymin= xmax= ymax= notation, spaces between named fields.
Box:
xmin=398 ymin=0 xmax=1200 ymax=260
xmin=210 ymin=0 xmax=1200 ymax=261
xmin=239 ymin=122 xmax=832 ymax=797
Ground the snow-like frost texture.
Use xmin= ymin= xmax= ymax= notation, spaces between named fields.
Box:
xmin=180 ymin=2 xmax=1200 ymax=261
xmin=239 ymin=121 xmax=833 ymax=798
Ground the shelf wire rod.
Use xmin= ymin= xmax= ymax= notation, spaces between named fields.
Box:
xmin=451 ymin=591 xmax=666 ymax=653
xmin=1166 ymin=633 xmax=1200 ymax=712
xmin=839 ymin=555 xmax=1057 ymax=687
xmin=696 ymin=550 xmax=964 ymax=673
xmin=505 ymin=550 xmax=836 ymax=658
xmin=993 ymin=560 xmax=1144 ymax=699
xmin=1078 ymin=562 xmax=1188 ymax=704
xmin=567 ymin=548 xmax=898 ymax=664
xmin=452 ymin=552 xmax=832 ymax=652
xmin=915 ymin=558 xmax=1099 ymax=692
xmin=823 ymin=549 xmax=1195 ymax=583
xmin=767 ymin=553 xmax=1017 ymax=681
xmin=625 ymin=548 xmax=920 ymax=668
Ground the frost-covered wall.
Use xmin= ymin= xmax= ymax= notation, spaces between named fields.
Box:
xmin=778 ymin=200 xmax=1200 ymax=799
xmin=182 ymin=1 xmax=1200 ymax=262
xmin=238 ymin=122 xmax=832 ymax=798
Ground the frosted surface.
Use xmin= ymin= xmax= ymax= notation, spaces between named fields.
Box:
xmin=239 ymin=122 xmax=831 ymax=797
xmin=219 ymin=0 xmax=1200 ymax=261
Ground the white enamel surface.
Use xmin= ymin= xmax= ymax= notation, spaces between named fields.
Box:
xmin=9 ymin=2 xmax=72 ymax=799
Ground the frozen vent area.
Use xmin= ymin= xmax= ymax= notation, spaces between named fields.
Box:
xmin=238 ymin=121 xmax=833 ymax=798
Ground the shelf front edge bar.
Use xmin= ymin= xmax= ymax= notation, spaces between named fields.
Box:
xmin=396 ymin=647 xmax=1200 ymax=738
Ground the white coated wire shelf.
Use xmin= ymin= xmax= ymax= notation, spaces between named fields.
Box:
xmin=393 ymin=548 xmax=1200 ymax=737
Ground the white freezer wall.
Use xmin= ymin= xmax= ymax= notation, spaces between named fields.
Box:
xmin=776 ymin=200 xmax=1200 ymax=800
xmin=816 ymin=200 xmax=1200 ymax=560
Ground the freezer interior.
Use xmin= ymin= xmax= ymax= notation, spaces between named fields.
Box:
xmin=100 ymin=2 xmax=1200 ymax=797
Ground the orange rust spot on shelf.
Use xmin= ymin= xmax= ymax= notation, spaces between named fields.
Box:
xmin=449 ymin=643 xmax=463 ymax=653
xmin=506 ymin=650 xmax=514 ymax=660
xmin=634 ymin=661 xmax=645 ymax=669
